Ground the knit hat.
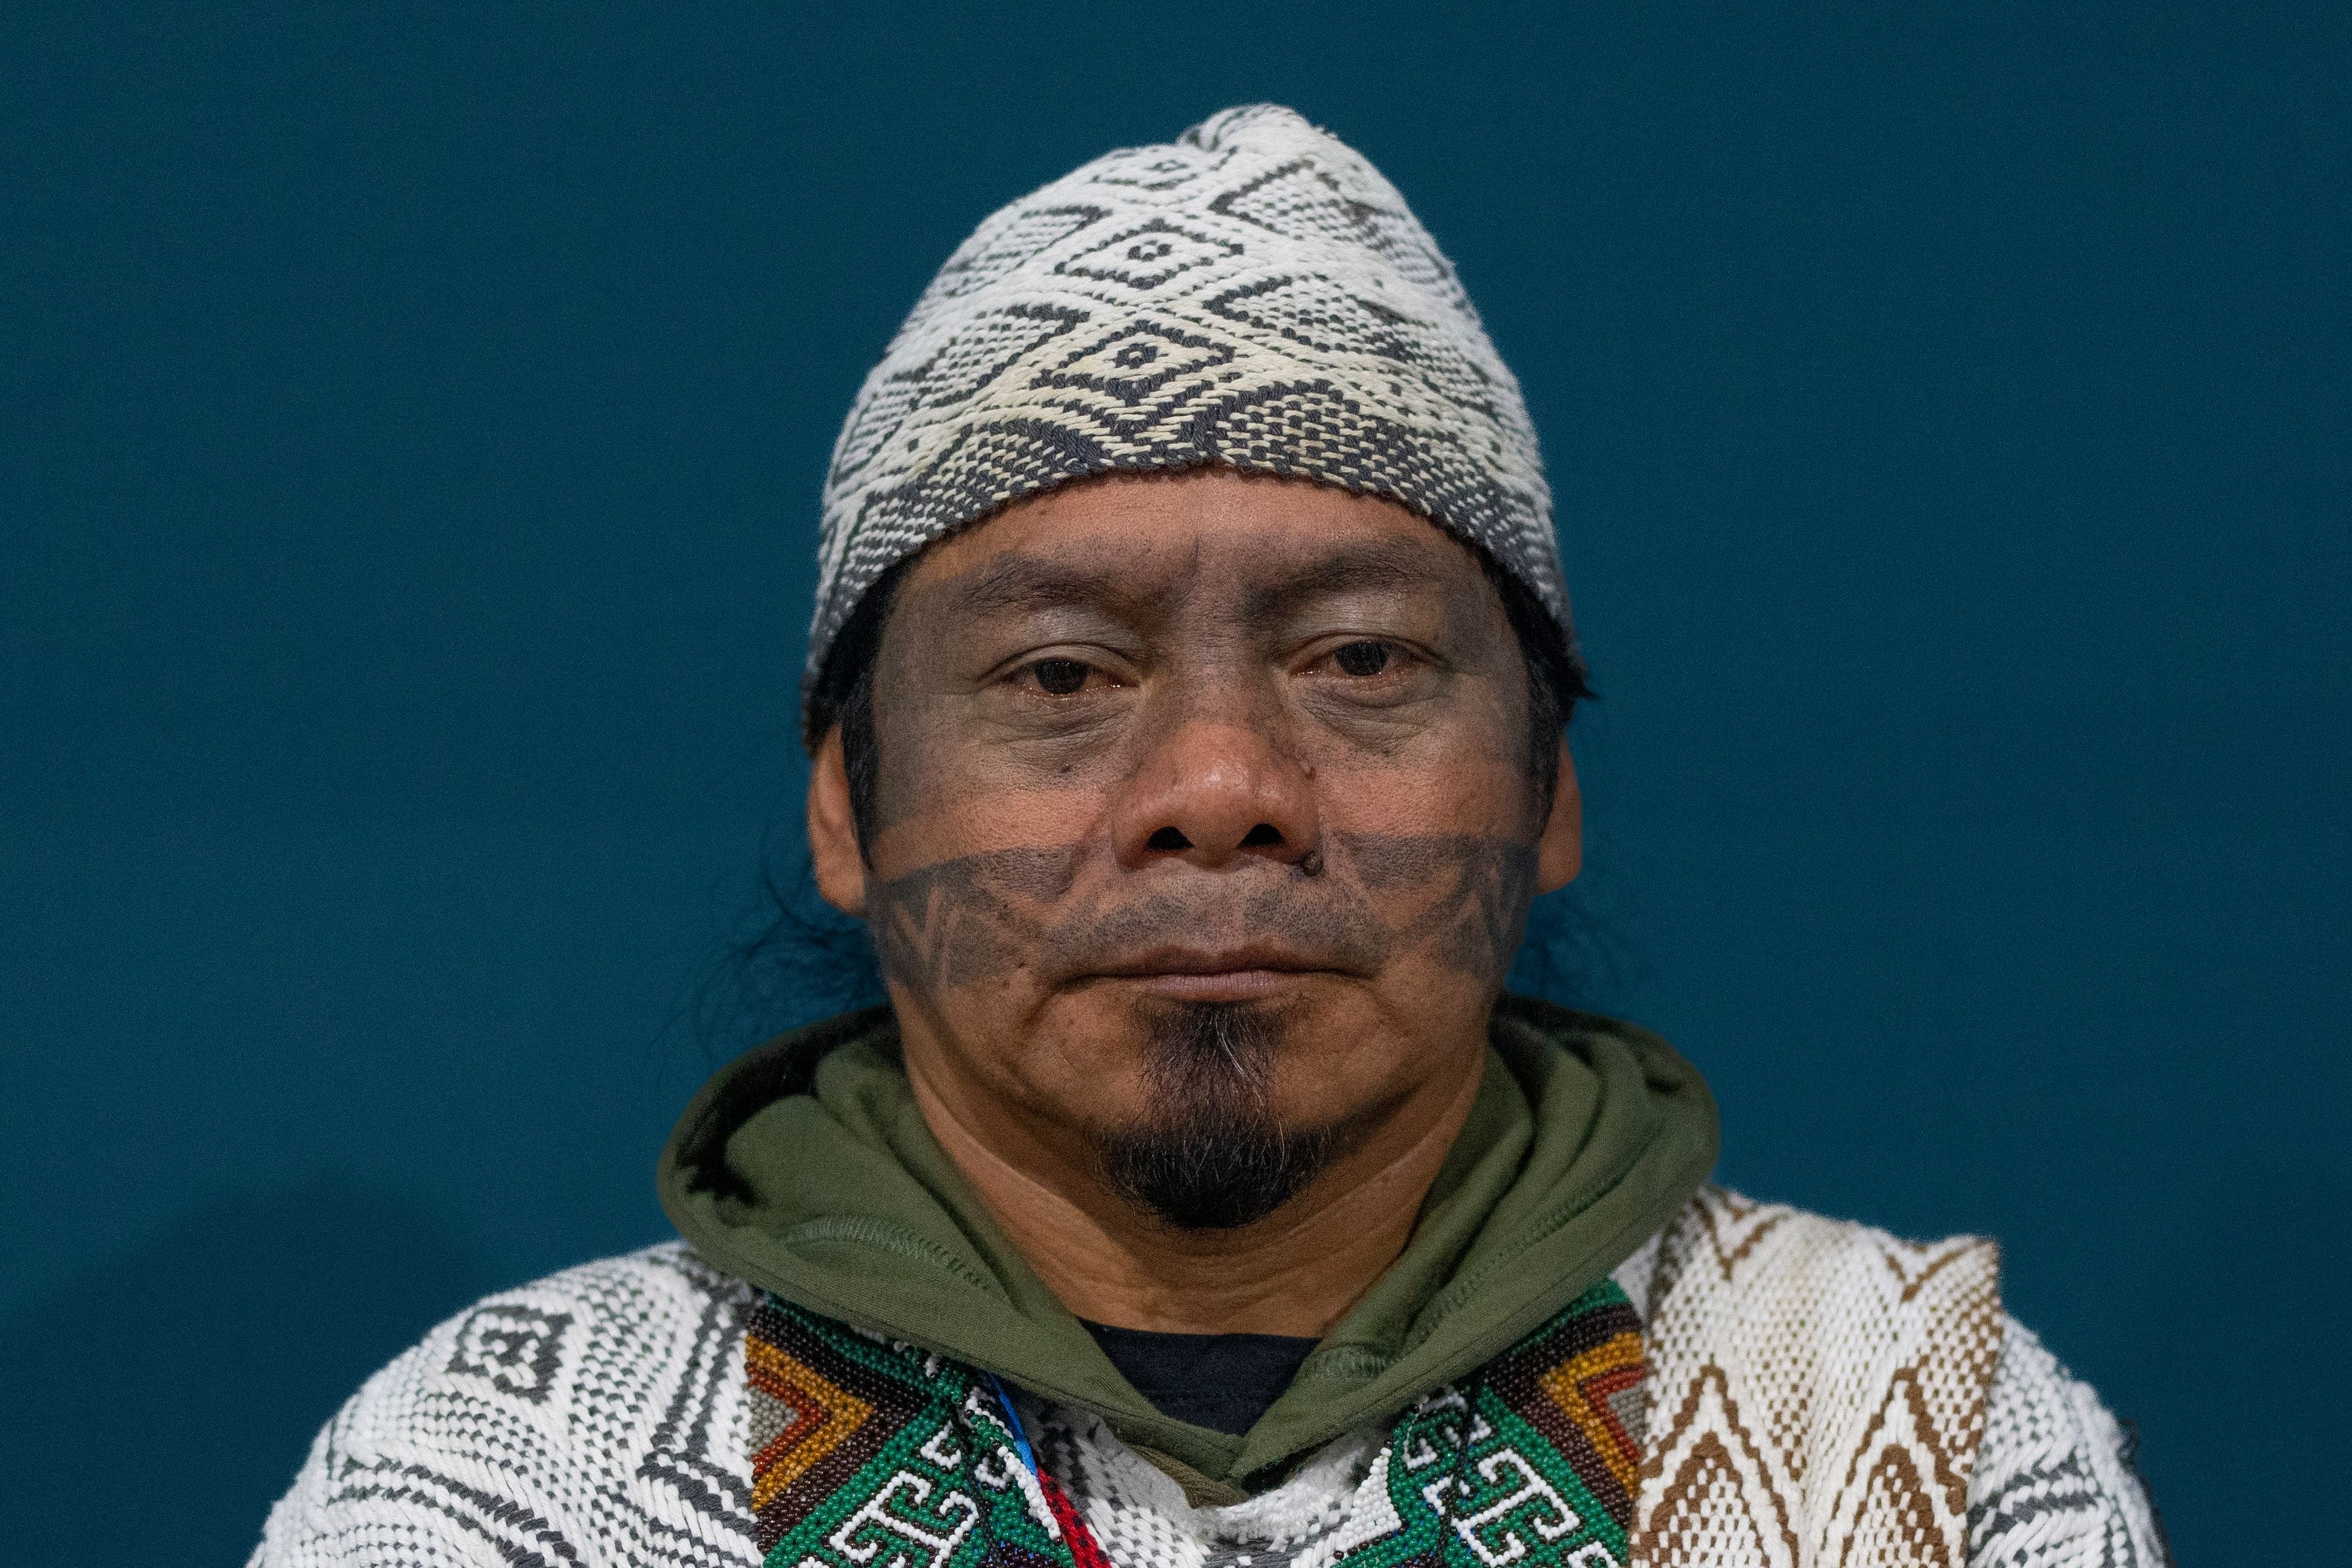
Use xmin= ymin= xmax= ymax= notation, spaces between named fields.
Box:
xmin=805 ymin=103 xmax=1564 ymax=727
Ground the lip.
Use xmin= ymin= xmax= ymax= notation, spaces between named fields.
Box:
xmin=1079 ymin=945 xmax=1344 ymax=1003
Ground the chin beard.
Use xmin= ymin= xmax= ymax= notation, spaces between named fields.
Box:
xmin=1096 ymin=1000 xmax=1334 ymax=1231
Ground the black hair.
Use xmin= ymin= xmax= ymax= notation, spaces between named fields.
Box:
xmin=1480 ymin=556 xmax=1594 ymax=813
xmin=804 ymin=557 xmax=910 ymax=859
xmin=803 ymin=545 xmax=1594 ymax=861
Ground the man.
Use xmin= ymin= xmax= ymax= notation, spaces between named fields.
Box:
xmin=256 ymin=106 xmax=2165 ymax=1568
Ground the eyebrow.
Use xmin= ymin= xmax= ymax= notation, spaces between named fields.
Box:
xmin=940 ymin=555 xmax=1148 ymax=622
xmin=1238 ymin=538 xmax=1438 ymax=630
xmin=933 ymin=535 xmax=1452 ymax=628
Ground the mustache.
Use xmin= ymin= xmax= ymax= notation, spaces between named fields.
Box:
xmin=866 ymin=831 xmax=1536 ymax=993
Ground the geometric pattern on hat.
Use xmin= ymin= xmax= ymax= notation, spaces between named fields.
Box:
xmin=805 ymin=104 xmax=1562 ymax=723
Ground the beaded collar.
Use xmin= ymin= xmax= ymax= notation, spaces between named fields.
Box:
xmin=742 ymin=1281 xmax=1646 ymax=1568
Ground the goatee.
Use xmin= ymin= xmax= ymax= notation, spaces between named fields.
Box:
xmin=1096 ymin=1000 xmax=1333 ymax=1231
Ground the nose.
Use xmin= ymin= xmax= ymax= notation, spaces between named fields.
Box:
xmin=1112 ymin=715 xmax=1322 ymax=872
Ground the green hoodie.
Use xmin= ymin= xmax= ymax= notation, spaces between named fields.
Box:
xmin=658 ymin=993 xmax=1716 ymax=1504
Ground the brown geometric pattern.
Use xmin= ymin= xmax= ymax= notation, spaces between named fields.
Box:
xmin=1630 ymin=1186 xmax=2006 ymax=1568
xmin=252 ymin=1235 xmax=2165 ymax=1568
xmin=1538 ymin=1329 xmax=1648 ymax=1501
xmin=739 ymin=1298 xmax=929 ymax=1551
xmin=1481 ymin=1286 xmax=1651 ymax=1532
xmin=744 ymin=1332 xmax=873 ymax=1508
xmin=804 ymin=103 xmax=1564 ymax=717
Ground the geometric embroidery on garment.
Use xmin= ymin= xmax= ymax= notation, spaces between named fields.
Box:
xmin=253 ymin=1237 xmax=2168 ymax=1568
xmin=743 ymin=1297 xmax=1068 ymax=1567
xmin=744 ymin=1280 xmax=1646 ymax=1568
xmin=1356 ymin=1282 xmax=1645 ymax=1568
xmin=1630 ymin=1186 xmax=2007 ymax=1568
xmin=444 ymin=1302 xmax=573 ymax=1403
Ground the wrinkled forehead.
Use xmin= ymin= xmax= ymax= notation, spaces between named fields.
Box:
xmin=895 ymin=472 xmax=1504 ymax=628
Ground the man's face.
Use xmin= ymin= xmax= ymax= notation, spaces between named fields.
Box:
xmin=810 ymin=470 xmax=1580 ymax=1229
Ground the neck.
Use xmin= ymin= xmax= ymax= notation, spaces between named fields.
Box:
xmin=906 ymin=1048 xmax=1485 ymax=1338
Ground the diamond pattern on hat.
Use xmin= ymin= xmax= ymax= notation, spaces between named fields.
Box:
xmin=1039 ymin=318 xmax=1238 ymax=405
xmin=804 ymin=103 xmax=1564 ymax=727
xmin=1057 ymin=218 xmax=1245 ymax=290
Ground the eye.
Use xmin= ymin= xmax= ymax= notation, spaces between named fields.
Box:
xmin=1333 ymin=640 xmax=1392 ymax=677
xmin=1027 ymin=657 xmax=1093 ymax=696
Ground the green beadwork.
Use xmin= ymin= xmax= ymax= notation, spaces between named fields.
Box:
xmin=752 ymin=1279 xmax=1637 ymax=1568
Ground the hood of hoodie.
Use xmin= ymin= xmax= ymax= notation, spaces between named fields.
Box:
xmin=658 ymin=993 xmax=1717 ymax=1496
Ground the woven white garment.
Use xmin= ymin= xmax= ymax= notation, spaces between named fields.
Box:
xmin=1626 ymin=1188 xmax=2169 ymax=1567
xmin=252 ymin=1217 xmax=2162 ymax=1568
xmin=1635 ymin=1186 xmax=2010 ymax=1563
xmin=806 ymin=103 xmax=1562 ymax=701
xmin=1014 ymin=1239 xmax=1665 ymax=1568
xmin=1963 ymin=1324 xmax=2168 ymax=1568
xmin=253 ymin=1244 xmax=761 ymax=1568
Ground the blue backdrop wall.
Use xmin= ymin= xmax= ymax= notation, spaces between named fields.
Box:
xmin=4 ymin=4 xmax=2344 ymax=1561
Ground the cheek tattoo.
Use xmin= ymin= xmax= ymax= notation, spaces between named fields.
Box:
xmin=1340 ymin=831 xmax=1539 ymax=982
xmin=866 ymin=845 xmax=1082 ymax=994
xmin=865 ymin=832 xmax=1537 ymax=997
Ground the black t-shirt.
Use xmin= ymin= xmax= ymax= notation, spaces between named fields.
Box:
xmin=1081 ymin=1321 xmax=1319 ymax=1437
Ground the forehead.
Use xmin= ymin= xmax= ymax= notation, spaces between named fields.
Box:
xmin=900 ymin=469 xmax=1495 ymax=614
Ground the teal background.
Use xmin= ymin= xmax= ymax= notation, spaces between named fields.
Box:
xmin=4 ymin=2 xmax=2344 ymax=1561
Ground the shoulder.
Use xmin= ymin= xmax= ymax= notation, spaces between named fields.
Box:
xmin=1635 ymin=1188 xmax=1995 ymax=1562
xmin=252 ymin=1242 xmax=763 ymax=1568
xmin=1649 ymin=1183 xmax=2003 ymax=1317
xmin=1642 ymin=1185 xmax=2008 ymax=1425
xmin=1969 ymin=1317 xmax=2171 ymax=1567
xmin=1633 ymin=1187 xmax=2166 ymax=1568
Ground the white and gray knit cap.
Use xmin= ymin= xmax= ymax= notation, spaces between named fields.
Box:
xmin=805 ymin=104 xmax=1563 ymax=723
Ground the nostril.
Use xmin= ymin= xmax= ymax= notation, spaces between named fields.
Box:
xmin=1146 ymin=826 xmax=1193 ymax=851
xmin=1240 ymin=824 xmax=1283 ymax=848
